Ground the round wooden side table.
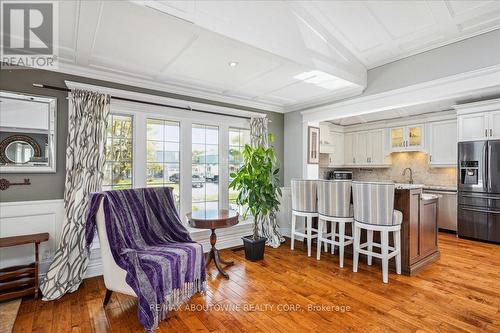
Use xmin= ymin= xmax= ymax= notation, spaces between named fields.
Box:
xmin=187 ymin=209 xmax=239 ymax=278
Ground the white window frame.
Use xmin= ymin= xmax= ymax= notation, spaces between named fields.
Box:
xmin=104 ymin=112 xmax=137 ymax=190
xmin=228 ymin=127 xmax=251 ymax=213
xmin=110 ymin=98 xmax=253 ymax=223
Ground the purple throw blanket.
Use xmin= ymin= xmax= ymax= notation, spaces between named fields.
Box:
xmin=85 ymin=187 xmax=206 ymax=332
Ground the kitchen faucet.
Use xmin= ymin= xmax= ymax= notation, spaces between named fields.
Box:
xmin=402 ymin=168 xmax=414 ymax=184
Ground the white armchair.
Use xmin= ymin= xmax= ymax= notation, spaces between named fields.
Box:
xmin=95 ymin=201 xmax=136 ymax=305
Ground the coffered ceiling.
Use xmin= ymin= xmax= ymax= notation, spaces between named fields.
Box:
xmin=304 ymin=0 xmax=500 ymax=69
xmin=53 ymin=1 xmax=500 ymax=113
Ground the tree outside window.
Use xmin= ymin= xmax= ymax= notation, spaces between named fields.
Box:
xmin=229 ymin=128 xmax=250 ymax=213
xmin=103 ymin=115 xmax=133 ymax=190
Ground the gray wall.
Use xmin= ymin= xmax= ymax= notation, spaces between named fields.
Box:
xmin=0 ymin=67 xmax=284 ymax=202
xmin=364 ymin=29 xmax=500 ymax=97
xmin=284 ymin=110 xmax=303 ymax=186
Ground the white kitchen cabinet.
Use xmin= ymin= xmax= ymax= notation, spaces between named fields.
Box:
xmin=344 ymin=132 xmax=355 ymax=165
xmin=457 ymin=112 xmax=489 ymax=141
xmin=319 ymin=124 xmax=334 ymax=154
xmin=356 ymin=131 xmax=368 ymax=164
xmin=319 ymin=124 xmax=332 ymax=145
xmin=429 ymin=120 xmax=457 ymax=167
xmin=329 ymin=131 xmax=344 ymax=166
xmin=343 ymin=130 xmax=388 ymax=167
xmin=489 ymin=110 xmax=500 ymax=139
xmin=369 ymin=129 xmax=386 ymax=165
xmin=390 ymin=125 xmax=424 ymax=152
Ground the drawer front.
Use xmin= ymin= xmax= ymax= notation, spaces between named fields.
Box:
xmin=488 ymin=210 xmax=500 ymax=243
xmin=458 ymin=193 xmax=496 ymax=208
xmin=458 ymin=205 xmax=489 ymax=240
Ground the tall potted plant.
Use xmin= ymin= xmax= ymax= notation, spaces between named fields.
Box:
xmin=229 ymin=134 xmax=281 ymax=261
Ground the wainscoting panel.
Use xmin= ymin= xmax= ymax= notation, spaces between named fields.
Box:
xmin=0 ymin=200 xmax=64 ymax=275
xmin=0 ymin=198 xmax=279 ymax=280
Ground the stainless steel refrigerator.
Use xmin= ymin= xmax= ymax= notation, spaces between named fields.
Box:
xmin=458 ymin=140 xmax=500 ymax=243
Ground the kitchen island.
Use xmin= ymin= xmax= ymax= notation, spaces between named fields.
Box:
xmin=328 ymin=183 xmax=440 ymax=275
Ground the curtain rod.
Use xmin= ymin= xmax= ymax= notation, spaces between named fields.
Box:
xmin=32 ymin=83 xmax=256 ymax=120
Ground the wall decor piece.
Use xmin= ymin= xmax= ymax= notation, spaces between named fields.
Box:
xmin=0 ymin=135 xmax=41 ymax=164
xmin=307 ymin=126 xmax=320 ymax=164
xmin=0 ymin=178 xmax=31 ymax=191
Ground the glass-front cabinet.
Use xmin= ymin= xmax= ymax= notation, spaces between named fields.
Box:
xmin=390 ymin=125 xmax=424 ymax=152
xmin=390 ymin=127 xmax=405 ymax=150
xmin=408 ymin=126 xmax=423 ymax=149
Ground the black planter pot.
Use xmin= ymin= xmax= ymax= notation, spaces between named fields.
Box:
xmin=242 ymin=236 xmax=266 ymax=261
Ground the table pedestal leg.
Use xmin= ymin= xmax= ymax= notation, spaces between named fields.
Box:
xmin=206 ymin=229 xmax=234 ymax=278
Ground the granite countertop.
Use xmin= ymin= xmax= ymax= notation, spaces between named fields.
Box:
xmin=394 ymin=183 xmax=425 ymax=190
xmin=422 ymin=185 xmax=457 ymax=192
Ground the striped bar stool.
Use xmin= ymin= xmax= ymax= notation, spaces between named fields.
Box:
xmin=291 ymin=179 xmax=318 ymax=257
xmin=352 ymin=181 xmax=402 ymax=283
xmin=316 ymin=180 xmax=354 ymax=268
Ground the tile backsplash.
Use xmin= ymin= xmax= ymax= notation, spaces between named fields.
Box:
xmin=321 ymin=152 xmax=457 ymax=187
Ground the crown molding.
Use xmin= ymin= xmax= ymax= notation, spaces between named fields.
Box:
xmin=64 ymin=80 xmax=266 ymax=120
xmin=54 ymin=62 xmax=286 ymax=113
xmin=453 ymin=97 xmax=500 ymax=114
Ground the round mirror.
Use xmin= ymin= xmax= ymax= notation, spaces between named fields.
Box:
xmin=5 ymin=141 xmax=35 ymax=164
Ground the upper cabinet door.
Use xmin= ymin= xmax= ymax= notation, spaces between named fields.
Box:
xmin=356 ymin=132 xmax=368 ymax=164
xmin=344 ymin=133 xmax=355 ymax=165
xmin=407 ymin=125 xmax=424 ymax=150
xmin=458 ymin=112 xmax=488 ymax=141
xmin=319 ymin=124 xmax=332 ymax=145
xmin=429 ymin=120 xmax=457 ymax=167
xmin=390 ymin=127 xmax=405 ymax=151
xmin=489 ymin=111 xmax=500 ymax=140
xmin=330 ymin=132 xmax=344 ymax=166
xmin=369 ymin=129 xmax=385 ymax=165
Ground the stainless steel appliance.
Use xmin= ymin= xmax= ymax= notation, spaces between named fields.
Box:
xmin=424 ymin=189 xmax=457 ymax=232
xmin=458 ymin=140 xmax=500 ymax=243
xmin=329 ymin=171 xmax=352 ymax=180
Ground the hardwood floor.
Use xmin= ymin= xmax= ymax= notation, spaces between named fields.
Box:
xmin=12 ymin=233 xmax=500 ymax=332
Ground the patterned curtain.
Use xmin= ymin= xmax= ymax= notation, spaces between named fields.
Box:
xmin=40 ymin=89 xmax=110 ymax=300
xmin=249 ymin=117 xmax=284 ymax=248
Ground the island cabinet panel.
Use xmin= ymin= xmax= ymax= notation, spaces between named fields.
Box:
xmin=394 ymin=188 xmax=440 ymax=275
xmin=421 ymin=198 xmax=439 ymax=258
xmin=408 ymin=190 xmax=422 ymax=265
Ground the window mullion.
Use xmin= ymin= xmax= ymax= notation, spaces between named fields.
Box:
xmin=134 ymin=113 xmax=146 ymax=188
xmin=180 ymin=120 xmax=192 ymax=221
xmin=220 ymin=124 xmax=229 ymax=210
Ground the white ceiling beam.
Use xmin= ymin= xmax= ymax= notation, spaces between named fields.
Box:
xmin=288 ymin=2 xmax=367 ymax=87
xmin=302 ymin=65 xmax=500 ymax=122
xmin=191 ymin=1 xmax=367 ymax=88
